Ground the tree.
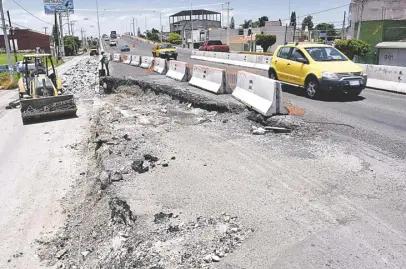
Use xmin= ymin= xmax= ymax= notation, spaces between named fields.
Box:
xmin=335 ymin=39 xmax=371 ymax=60
xmin=230 ymin=17 xmax=235 ymax=29
xmin=137 ymin=27 xmax=141 ymax=37
xmin=146 ymin=30 xmax=160 ymax=42
xmin=301 ymin=15 xmax=314 ymax=31
xmin=168 ymin=32 xmax=182 ymax=44
xmin=256 ymin=34 xmax=276 ymax=52
xmin=290 ymin=11 xmax=296 ymax=27
xmin=315 ymin=23 xmax=336 ymax=41
xmin=151 ymin=28 xmax=160 ymax=34
xmin=52 ymin=25 xmax=59 ymax=47
xmin=257 ymin=16 xmax=269 ymax=27
xmin=242 ymin=20 xmax=252 ymax=29
xmin=63 ymin=36 xmax=81 ymax=56
xmin=278 ymin=19 xmax=282 ymax=26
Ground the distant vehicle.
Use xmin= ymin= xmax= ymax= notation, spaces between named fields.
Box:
xmin=152 ymin=43 xmax=178 ymax=60
xmin=120 ymin=45 xmax=130 ymax=52
xmin=16 ymin=61 xmax=35 ymax=73
xmin=104 ymin=37 xmax=110 ymax=42
xmin=269 ymin=43 xmax=368 ymax=99
xmin=199 ymin=40 xmax=230 ymax=52
xmin=0 ymin=64 xmax=9 ymax=73
xmin=110 ymin=30 xmax=117 ymax=39
xmin=89 ymin=48 xmax=99 ymax=56
xmin=110 ymin=40 xmax=117 ymax=47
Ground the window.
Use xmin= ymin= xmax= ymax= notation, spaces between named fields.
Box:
xmin=305 ymin=47 xmax=347 ymax=61
xmin=277 ymin=47 xmax=291 ymax=59
xmin=160 ymin=44 xmax=174 ymax=49
xmin=289 ymin=48 xmax=307 ymax=61
xmin=208 ymin=40 xmax=223 ymax=45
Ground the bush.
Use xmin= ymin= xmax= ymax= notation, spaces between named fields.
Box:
xmin=0 ymin=72 xmax=19 ymax=89
xmin=255 ymin=34 xmax=276 ymax=52
xmin=168 ymin=32 xmax=182 ymax=45
xmin=335 ymin=39 xmax=371 ymax=60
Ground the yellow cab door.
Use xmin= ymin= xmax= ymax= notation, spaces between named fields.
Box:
xmin=287 ymin=48 xmax=310 ymax=87
xmin=273 ymin=46 xmax=292 ymax=83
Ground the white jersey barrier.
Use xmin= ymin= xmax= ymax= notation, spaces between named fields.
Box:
xmin=153 ymin=58 xmax=167 ymax=74
xmin=130 ymin=55 xmax=141 ymax=66
xmin=113 ymin=53 xmax=121 ymax=62
xmin=232 ymin=71 xmax=284 ymax=116
xmin=123 ymin=55 xmax=132 ymax=64
xmin=166 ymin=60 xmax=189 ymax=82
xmin=140 ymin=56 xmax=154 ymax=69
xmin=358 ymin=64 xmax=406 ymax=94
xmin=191 ymin=52 xmax=272 ymax=71
xmin=189 ymin=64 xmax=230 ymax=94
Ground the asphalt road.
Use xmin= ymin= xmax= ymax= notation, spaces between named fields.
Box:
xmin=106 ymin=37 xmax=406 ymax=160
xmin=0 ymin=56 xmax=93 ymax=268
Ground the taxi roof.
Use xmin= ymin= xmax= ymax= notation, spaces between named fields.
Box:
xmin=285 ymin=43 xmax=332 ymax=48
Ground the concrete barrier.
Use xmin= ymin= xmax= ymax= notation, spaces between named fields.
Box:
xmin=237 ymin=54 xmax=256 ymax=68
xmin=166 ymin=60 xmax=189 ymax=82
xmin=130 ymin=55 xmax=141 ymax=66
xmin=113 ymin=54 xmax=121 ymax=62
xmin=123 ymin=55 xmax=132 ymax=64
xmin=255 ymin=56 xmax=272 ymax=70
xmin=153 ymin=58 xmax=167 ymax=74
xmin=232 ymin=71 xmax=284 ymax=116
xmin=189 ymin=64 xmax=230 ymax=94
xmin=140 ymin=56 xmax=154 ymax=69
xmin=360 ymin=64 xmax=406 ymax=94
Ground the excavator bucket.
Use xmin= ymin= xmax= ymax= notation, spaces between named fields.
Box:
xmin=20 ymin=95 xmax=77 ymax=124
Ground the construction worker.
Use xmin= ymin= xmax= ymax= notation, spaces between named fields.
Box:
xmin=100 ymin=51 xmax=110 ymax=76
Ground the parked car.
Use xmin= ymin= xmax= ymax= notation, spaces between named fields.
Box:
xmin=120 ymin=45 xmax=130 ymax=52
xmin=110 ymin=40 xmax=117 ymax=47
xmin=152 ymin=43 xmax=178 ymax=60
xmin=269 ymin=43 xmax=368 ymax=99
xmin=16 ymin=61 xmax=35 ymax=73
xmin=199 ymin=40 xmax=230 ymax=52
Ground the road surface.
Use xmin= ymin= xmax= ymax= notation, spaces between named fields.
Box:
xmin=106 ymin=37 xmax=406 ymax=160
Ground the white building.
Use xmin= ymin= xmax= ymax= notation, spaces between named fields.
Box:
xmin=349 ymin=0 xmax=406 ymax=37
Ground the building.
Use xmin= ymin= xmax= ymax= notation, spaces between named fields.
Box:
xmin=0 ymin=29 xmax=51 ymax=53
xmin=349 ymin=0 xmax=406 ymax=38
xmin=169 ymin=9 xmax=222 ymax=48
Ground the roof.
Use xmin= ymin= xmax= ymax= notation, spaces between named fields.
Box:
xmin=170 ymin=9 xmax=220 ymax=17
xmin=23 ymin=54 xmax=52 ymax=58
xmin=376 ymin=42 xmax=406 ymax=49
xmin=285 ymin=42 xmax=331 ymax=48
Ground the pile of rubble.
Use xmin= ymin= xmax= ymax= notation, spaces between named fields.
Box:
xmin=61 ymin=57 xmax=99 ymax=96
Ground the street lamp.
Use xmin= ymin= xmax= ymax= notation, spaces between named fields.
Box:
xmin=96 ymin=0 xmax=101 ymax=47
xmin=153 ymin=10 xmax=163 ymax=42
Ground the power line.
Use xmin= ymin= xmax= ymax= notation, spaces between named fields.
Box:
xmin=283 ymin=4 xmax=350 ymax=21
xmin=12 ymin=0 xmax=53 ymax=25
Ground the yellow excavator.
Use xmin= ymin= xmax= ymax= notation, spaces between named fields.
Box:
xmin=17 ymin=54 xmax=77 ymax=124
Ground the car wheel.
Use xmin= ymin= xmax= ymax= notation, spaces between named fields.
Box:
xmin=305 ymin=78 xmax=320 ymax=99
xmin=268 ymin=69 xmax=278 ymax=80
xmin=347 ymin=89 xmax=363 ymax=97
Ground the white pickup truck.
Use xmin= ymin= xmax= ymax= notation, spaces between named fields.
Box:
xmin=109 ymin=40 xmax=117 ymax=47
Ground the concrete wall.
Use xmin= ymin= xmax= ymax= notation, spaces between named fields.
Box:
xmin=0 ymin=29 xmax=51 ymax=52
xmin=379 ymin=48 xmax=406 ymax=67
xmin=170 ymin=20 xmax=221 ymax=33
xmin=349 ymin=0 xmax=406 ymax=37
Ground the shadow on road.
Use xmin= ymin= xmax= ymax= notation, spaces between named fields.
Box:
xmin=282 ymin=85 xmax=366 ymax=103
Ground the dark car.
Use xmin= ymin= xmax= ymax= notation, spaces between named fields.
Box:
xmin=90 ymin=48 xmax=99 ymax=56
xmin=120 ymin=45 xmax=130 ymax=52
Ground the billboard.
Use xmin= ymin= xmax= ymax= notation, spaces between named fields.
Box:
xmin=44 ymin=0 xmax=74 ymax=15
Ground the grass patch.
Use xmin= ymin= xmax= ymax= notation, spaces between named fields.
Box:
xmin=0 ymin=53 xmax=63 ymax=67
xmin=0 ymin=72 xmax=20 ymax=89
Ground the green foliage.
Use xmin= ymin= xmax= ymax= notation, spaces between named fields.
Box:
xmin=151 ymin=28 xmax=160 ymax=34
xmin=301 ymin=15 xmax=314 ymax=30
xmin=52 ymin=25 xmax=59 ymax=46
xmin=256 ymin=34 xmax=276 ymax=52
xmin=290 ymin=12 xmax=296 ymax=27
xmin=64 ymin=36 xmax=82 ymax=56
xmin=315 ymin=23 xmax=336 ymax=41
xmin=168 ymin=32 xmax=182 ymax=45
xmin=257 ymin=16 xmax=269 ymax=27
xmin=230 ymin=17 xmax=235 ymax=29
xmin=242 ymin=20 xmax=251 ymax=29
xmin=335 ymin=39 xmax=371 ymax=60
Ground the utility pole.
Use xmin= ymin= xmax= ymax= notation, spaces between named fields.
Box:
xmin=6 ymin=10 xmax=18 ymax=64
xmin=190 ymin=3 xmax=193 ymax=48
xmin=0 ymin=0 xmax=14 ymax=83
xmin=226 ymin=1 xmax=230 ymax=45
xmin=342 ymin=11 xmax=346 ymax=39
xmin=70 ymin=21 xmax=74 ymax=36
xmin=356 ymin=0 xmax=366 ymax=40
xmin=59 ymin=12 xmax=65 ymax=57
xmin=67 ymin=12 xmax=71 ymax=35
xmin=132 ymin=17 xmax=136 ymax=37
xmin=160 ymin=12 xmax=163 ymax=42
xmin=43 ymin=26 xmax=48 ymax=35
xmin=96 ymin=0 xmax=101 ymax=48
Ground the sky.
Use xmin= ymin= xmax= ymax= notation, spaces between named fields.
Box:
xmin=3 ymin=0 xmax=351 ymax=37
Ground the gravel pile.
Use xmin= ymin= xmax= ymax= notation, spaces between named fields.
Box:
xmin=61 ymin=57 xmax=99 ymax=96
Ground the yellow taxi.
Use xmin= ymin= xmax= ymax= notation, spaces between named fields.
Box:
xmin=152 ymin=43 xmax=178 ymax=60
xmin=269 ymin=43 xmax=367 ymax=99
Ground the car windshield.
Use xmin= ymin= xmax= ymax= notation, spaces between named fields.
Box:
xmin=305 ymin=47 xmax=347 ymax=61
xmin=208 ymin=41 xmax=223 ymax=45
xmin=160 ymin=44 xmax=174 ymax=49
